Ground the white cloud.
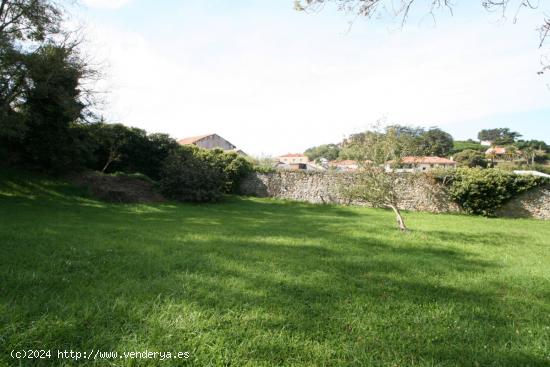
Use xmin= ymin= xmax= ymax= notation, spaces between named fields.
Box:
xmin=84 ymin=4 xmax=550 ymax=156
xmin=82 ymin=0 xmax=133 ymax=10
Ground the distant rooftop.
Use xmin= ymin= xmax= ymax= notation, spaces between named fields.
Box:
xmin=177 ymin=134 xmax=214 ymax=145
xmin=279 ymin=153 xmax=307 ymax=158
xmin=401 ymin=156 xmax=456 ymax=165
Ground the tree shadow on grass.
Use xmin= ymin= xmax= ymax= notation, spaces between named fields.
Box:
xmin=1 ymin=195 xmax=549 ymax=366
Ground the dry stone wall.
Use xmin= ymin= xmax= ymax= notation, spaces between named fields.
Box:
xmin=495 ymin=185 xmax=550 ymax=220
xmin=239 ymin=171 xmax=460 ymax=213
xmin=239 ymin=171 xmax=550 ymax=219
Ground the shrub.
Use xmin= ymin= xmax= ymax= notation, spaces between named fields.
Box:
xmin=437 ymin=168 xmax=547 ymax=216
xmin=158 ymin=146 xmax=252 ymax=202
xmin=82 ymin=123 xmax=180 ymax=180
xmin=159 ymin=147 xmax=227 ymax=202
xmin=454 ymin=149 xmax=488 ymax=168
xmin=197 ymin=149 xmax=253 ymax=193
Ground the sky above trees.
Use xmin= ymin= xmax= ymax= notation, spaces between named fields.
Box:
xmin=75 ymin=0 xmax=550 ymax=155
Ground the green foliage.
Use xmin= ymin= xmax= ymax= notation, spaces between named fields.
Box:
xmin=304 ymin=143 xmax=341 ymax=161
xmin=254 ymin=166 xmax=276 ymax=173
xmin=530 ymin=164 xmax=550 ymax=175
xmin=197 ymin=148 xmax=253 ymax=193
xmin=451 ymin=140 xmax=483 ymax=155
xmin=0 ymin=1 xmax=94 ymax=172
xmin=478 ymin=128 xmax=522 ymax=145
xmin=417 ymin=128 xmax=454 ymax=156
xmin=159 ymin=146 xmax=253 ymax=202
xmin=2 ymin=169 xmax=550 ymax=366
xmin=342 ymin=125 xmax=454 ymax=159
xmin=80 ymin=123 xmax=180 ymax=180
xmin=159 ymin=146 xmax=227 ymax=202
xmin=109 ymin=171 xmax=156 ymax=184
xmin=338 ymin=124 xmax=417 ymax=230
xmin=454 ymin=149 xmax=488 ymax=168
xmin=17 ymin=45 xmax=88 ymax=172
xmin=439 ymin=168 xmax=547 ymax=216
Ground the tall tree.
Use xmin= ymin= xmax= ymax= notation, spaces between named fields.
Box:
xmin=0 ymin=0 xmax=97 ymax=170
xmin=516 ymin=139 xmax=548 ymax=164
xmin=20 ymin=43 xmax=89 ymax=170
xmin=418 ymin=128 xmax=454 ymax=157
xmin=477 ymin=128 xmax=521 ymax=145
xmin=0 ymin=0 xmax=62 ymax=118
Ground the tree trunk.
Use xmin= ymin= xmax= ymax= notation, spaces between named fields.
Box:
xmin=389 ymin=205 xmax=407 ymax=231
xmin=101 ymin=158 xmax=113 ymax=173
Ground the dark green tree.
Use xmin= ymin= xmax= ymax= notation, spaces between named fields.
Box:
xmin=0 ymin=0 xmax=96 ymax=171
xmin=418 ymin=128 xmax=454 ymax=156
xmin=84 ymin=123 xmax=180 ymax=180
xmin=19 ymin=44 xmax=89 ymax=171
xmin=304 ymin=143 xmax=341 ymax=161
xmin=477 ymin=128 xmax=522 ymax=145
xmin=0 ymin=0 xmax=63 ymax=124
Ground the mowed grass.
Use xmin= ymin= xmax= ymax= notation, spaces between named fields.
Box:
xmin=0 ymin=169 xmax=549 ymax=367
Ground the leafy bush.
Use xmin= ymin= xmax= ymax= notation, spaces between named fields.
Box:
xmin=159 ymin=146 xmax=253 ymax=202
xmin=82 ymin=123 xmax=180 ymax=180
xmin=437 ymin=168 xmax=547 ymax=216
xmin=454 ymin=149 xmax=488 ymax=168
xmin=254 ymin=166 xmax=276 ymax=174
xmin=196 ymin=149 xmax=253 ymax=193
xmin=451 ymin=140 xmax=484 ymax=155
xmin=159 ymin=147 xmax=227 ymax=202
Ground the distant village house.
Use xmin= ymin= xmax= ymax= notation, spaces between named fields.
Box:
xmin=485 ymin=146 xmax=507 ymax=157
xmin=278 ymin=154 xmax=309 ymax=164
xmin=329 ymin=160 xmax=359 ymax=172
xmin=388 ymin=156 xmax=456 ymax=172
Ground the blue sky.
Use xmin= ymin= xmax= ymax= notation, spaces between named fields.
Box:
xmin=75 ymin=0 xmax=550 ymax=155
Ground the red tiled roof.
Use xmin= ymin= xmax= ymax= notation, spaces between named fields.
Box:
xmin=177 ymin=134 xmax=214 ymax=145
xmin=485 ymin=147 xmax=507 ymax=155
xmin=401 ymin=156 xmax=456 ymax=165
xmin=279 ymin=153 xmax=307 ymax=158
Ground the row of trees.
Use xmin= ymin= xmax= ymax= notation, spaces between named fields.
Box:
xmin=306 ymin=125 xmax=549 ymax=170
xmin=452 ymin=128 xmax=549 ymax=168
xmin=305 ymin=126 xmax=454 ymax=162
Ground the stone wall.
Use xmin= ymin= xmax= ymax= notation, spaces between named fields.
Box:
xmin=239 ymin=171 xmax=461 ymax=213
xmin=239 ymin=171 xmax=550 ymax=219
xmin=495 ymin=185 xmax=550 ymax=220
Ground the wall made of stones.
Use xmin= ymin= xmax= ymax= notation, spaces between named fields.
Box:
xmin=239 ymin=171 xmax=550 ymax=219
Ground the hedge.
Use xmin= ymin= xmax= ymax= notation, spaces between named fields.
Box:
xmin=435 ymin=168 xmax=547 ymax=216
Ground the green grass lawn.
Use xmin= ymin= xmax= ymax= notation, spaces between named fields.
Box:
xmin=1 ymin=169 xmax=549 ymax=366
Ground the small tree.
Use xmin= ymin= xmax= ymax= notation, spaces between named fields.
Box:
xmin=340 ymin=124 xmax=415 ymax=231
xmin=454 ymin=149 xmax=488 ymax=168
